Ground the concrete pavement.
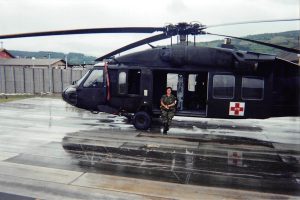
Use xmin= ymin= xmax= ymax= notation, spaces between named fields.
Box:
xmin=0 ymin=97 xmax=299 ymax=199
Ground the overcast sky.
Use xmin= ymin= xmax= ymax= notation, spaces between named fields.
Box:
xmin=0 ymin=0 xmax=299 ymax=57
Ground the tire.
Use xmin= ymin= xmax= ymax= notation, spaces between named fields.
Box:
xmin=133 ymin=111 xmax=151 ymax=130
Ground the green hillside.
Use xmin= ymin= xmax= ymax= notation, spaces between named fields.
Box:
xmin=9 ymin=50 xmax=96 ymax=65
xmin=199 ymin=30 xmax=299 ymax=55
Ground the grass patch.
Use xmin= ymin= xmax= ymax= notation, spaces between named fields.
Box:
xmin=0 ymin=93 xmax=63 ymax=103
xmin=0 ymin=95 xmax=35 ymax=103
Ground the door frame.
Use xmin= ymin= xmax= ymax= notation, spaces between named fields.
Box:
xmin=76 ymin=68 xmax=106 ymax=110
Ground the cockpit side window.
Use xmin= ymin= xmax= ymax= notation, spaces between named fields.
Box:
xmin=83 ymin=69 xmax=103 ymax=88
xmin=118 ymin=71 xmax=127 ymax=94
xmin=128 ymin=70 xmax=141 ymax=95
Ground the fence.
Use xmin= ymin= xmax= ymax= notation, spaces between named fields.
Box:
xmin=0 ymin=66 xmax=89 ymax=94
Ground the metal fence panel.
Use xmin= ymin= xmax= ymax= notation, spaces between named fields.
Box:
xmin=72 ymin=70 xmax=83 ymax=83
xmin=24 ymin=68 xmax=34 ymax=93
xmin=14 ymin=67 xmax=25 ymax=93
xmin=43 ymin=68 xmax=50 ymax=93
xmin=0 ymin=66 xmax=5 ymax=93
xmin=62 ymin=69 xmax=71 ymax=91
xmin=33 ymin=68 xmax=44 ymax=93
xmin=53 ymin=69 xmax=63 ymax=93
xmin=5 ymin=67 xmax=15 ymax=93
xmin=82 ymin=69 xmax=89 ymax=76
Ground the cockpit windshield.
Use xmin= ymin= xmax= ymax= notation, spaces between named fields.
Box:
xmin=75 ymin=70 xmax=90 ymax=86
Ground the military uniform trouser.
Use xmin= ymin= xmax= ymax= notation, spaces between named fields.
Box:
xmin=161 ymin=109 xmax=175 ymax=126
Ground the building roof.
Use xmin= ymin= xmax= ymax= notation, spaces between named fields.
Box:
xmin=0 ymin=58 xmax=66 ymax=66
xmin=0 ymin=48 xmax=15 ymax=58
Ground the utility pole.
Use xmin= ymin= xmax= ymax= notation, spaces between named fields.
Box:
xmin=48 ymin=53 xmax=52 ymax=93
xmin=65 ymin=54 xmax=68 ymax=69
xmin=298 ymin=0 xmax=300 ymax=64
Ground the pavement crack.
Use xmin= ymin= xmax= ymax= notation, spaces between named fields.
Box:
xmin=68 ymin=172 xmax=86 ymax=185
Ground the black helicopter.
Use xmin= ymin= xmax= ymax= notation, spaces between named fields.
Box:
xmin=1 ymin=19 xmax=299 ymax=130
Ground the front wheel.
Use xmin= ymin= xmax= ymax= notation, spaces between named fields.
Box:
xmin=133 ymin=111 xmax=151 ymax=130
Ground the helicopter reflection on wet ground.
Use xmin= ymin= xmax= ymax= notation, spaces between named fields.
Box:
xmin=0 ymin=97 xmax=299 ymax=199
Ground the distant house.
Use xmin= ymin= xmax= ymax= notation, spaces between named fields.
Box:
xmin=0 ymin=48 xmax=15 ymax=59
xmin=0 ymin=58 xmax=66 ymax=69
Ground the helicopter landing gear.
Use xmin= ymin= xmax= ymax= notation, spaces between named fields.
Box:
xmin=133 ymin=111 xmax=152 ymax=130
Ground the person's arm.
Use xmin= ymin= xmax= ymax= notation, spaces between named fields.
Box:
xmin=168 ymin=96 xmax=177 ymax=108
xmin=168 ymin=101 xmax=176 ymax=107
xmin=160 ymin=99 xmax=169 ymax=109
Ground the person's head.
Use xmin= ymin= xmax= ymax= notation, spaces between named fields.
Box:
xmin=166 ymin=87 xmax=172 ymax=95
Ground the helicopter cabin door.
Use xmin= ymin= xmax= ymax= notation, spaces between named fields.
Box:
xmin=76 ymin=69 xmax=106 ymax=111
xmin=160 ymin=72 xmax=208 ymax=116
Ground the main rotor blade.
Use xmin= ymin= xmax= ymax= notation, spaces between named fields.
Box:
xmin=96 ymin=33 xmax=170 ymax=61
xmin=206 ymin=32 xmax=300 ymax=54
xmin=206 ymin=18 xmax=300 ymax=29
xmin=0 ymin=27 xmax=165 ymax=39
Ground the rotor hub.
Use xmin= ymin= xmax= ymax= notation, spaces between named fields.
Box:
xmin=165 ymin=22 xmax=206 ymax=36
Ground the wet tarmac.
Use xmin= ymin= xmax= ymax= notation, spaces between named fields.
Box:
xmin=0 ymin=97 xmax=299 ymax=199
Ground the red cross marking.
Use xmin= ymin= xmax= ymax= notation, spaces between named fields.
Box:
xmin=230 ymin=103 xmax=244 ymax=115
xmin=232 ymin=152 xmax=240 ymax=165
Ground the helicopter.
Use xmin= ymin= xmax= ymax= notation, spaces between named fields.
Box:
xmin=0 ymin=19 xmax=299 ymax=130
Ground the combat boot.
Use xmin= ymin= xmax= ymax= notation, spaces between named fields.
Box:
xmin=163 ymin=123 xmax=168 ymax=134
xmin=166 ymin=124 xmax=169 ymax=131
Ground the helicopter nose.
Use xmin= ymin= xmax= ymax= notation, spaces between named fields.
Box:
xmin=62 ymin=86 xmax=77 ymax=106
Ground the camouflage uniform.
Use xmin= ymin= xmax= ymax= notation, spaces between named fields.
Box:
xmin=160 ymin=94 xmax=177 ymax=126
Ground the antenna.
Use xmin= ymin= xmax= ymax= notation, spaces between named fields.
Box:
xmin=298 ymin=0 xmax=300 ymax=49
xmin=297 ymin=0 xmax=300 ymax=65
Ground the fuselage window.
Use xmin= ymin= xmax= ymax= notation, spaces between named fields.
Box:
xmin=242 ymin=77 xmax=264 ymax=100
xmin=83 ymin=69 xmax=103 ymax=88
xmin=167 ymin=73 xmax=178 ymax=91
xmin=213 ymin=75 xmax=235 ymax=99
xmin=118 ymin=72 xmax=127 ymax=94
